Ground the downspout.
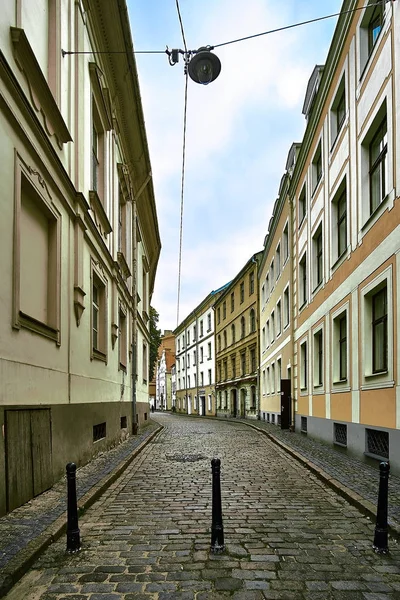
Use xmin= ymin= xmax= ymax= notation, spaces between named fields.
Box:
xmin=131 ymin=198 xmax=138 ymax=435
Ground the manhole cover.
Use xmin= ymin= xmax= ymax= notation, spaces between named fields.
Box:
xmin=166 ymin=454 xmax=207 ymax=463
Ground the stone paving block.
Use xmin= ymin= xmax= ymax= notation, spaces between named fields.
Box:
xmin=214 ymin=577 xmax=243 ymax=591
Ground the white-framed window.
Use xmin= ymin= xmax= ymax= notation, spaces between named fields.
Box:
xmin=92 ymin=270 xmax=107 ymax=361
xmin=332 ymin=304 xmax=349 ymax=387
xmin=330 ymin=74 xmax=346 ymax=148
xmin=299 ymin=252 xmax=308 ymax=309
xmin=359 ymin=0 xmax=385 ymax=76
xmin=283 ymin=285 xmax=290 ymax=329
xmin=312 ymin=141 xmax=323 ymax=194
xmin=262 ymin=327 xmax=266 ymax=352
xmin=360 ymin=266 xmax=393 ymax=389
xmin=266 ymin=319 xmax=270 ymax=347
xmin=298 ymin=184 xmax=307 ymax=227
xmin=331 ymin=177 xmax=348 ymax=266
xmin=313 ymin=326 xmax=324 ymax=389
xmin=266 ymin=366 xmax=270 ymax=395
xmin=271 ymin=362 xmax=276 ymax=394
xmin=271 ymin=311 xmax=275 ymax=343
xmin=277 ymin=358 xmax=282 ymax=393
xmin=262 ymin=369 xmax=266 ymax=395
xmin=207 ymin=313 xmax=212 ymax=331
xmin=300 ymin=339 xmax=308 ymax=391
xmin=276 ymin=243 xmax=281 ymax=279
xmin=282 ymin=221 xmax=289 ymax=264
xmin=276 ymin=300 xmax=282 ymax=337
xmin=312 ymin=223 xmax=323 ymax=291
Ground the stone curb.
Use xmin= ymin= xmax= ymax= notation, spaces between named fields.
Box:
xmin=0 ymin=424 xmax=163 ymax=599
xmin=175 ymin=412 xmax=400 ymax=541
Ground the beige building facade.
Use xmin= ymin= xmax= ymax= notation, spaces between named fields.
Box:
xmin=289 ymin=0 xmax=400 ymax=472
xmin=215 ymin=254 xmax=262 ymax=419
xmin=0 ymin=0 xmax=160 ymax=514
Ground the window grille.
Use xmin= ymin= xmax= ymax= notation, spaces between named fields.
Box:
xmin=366 ymin=428 xmax=389 ymax=459
xmin=334 ymin=423 xmax=347 ymax=446
xmin=277 ymin=415 xmax=281 ymax=426
xmin=93 ymin=422 xmax=106 ymax=442
xmin=301 ymin=416 xmax=308 ymax=433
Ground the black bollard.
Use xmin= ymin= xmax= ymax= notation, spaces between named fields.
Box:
xmin=210 ymin=458 xmax=225 ymax=554
xmin=373 ymin=461 xmax=390 ymax=554
xmin=66 ymin=463 xmax=81 ymax=553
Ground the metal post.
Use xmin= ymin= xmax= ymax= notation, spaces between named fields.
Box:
xmin=66 ymin=463 xmax=81 ymax=553
xmin=373 ymin=461 xmax=390 ymax=554
xmin=210 ymin=458 xmax=225 ymax=554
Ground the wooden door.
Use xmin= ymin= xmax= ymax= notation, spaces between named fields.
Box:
xmin=31 ymin=409 xmax=53 ymax=496
xmin=280 ymin=379 xmax=291 ymax=430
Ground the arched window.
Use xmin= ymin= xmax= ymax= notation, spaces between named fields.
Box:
xmin=250 ymin=309 xmax=256 ymax=333
xmin=241 ymin=316 xmax=245 ymax=338
xmin=231 ymin=324 xmax=235 ymax=344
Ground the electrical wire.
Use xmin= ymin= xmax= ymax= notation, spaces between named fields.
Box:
xmin=175 ymin=0 xmax=188 ymax=53
xmin=213 ymin=1 xmax=386 ymax=48
xmin=176 ymin=70 xmax=189 ymax=327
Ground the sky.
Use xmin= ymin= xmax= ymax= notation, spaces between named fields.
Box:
xmin=127 ymin=0 xmax=343 ymax=333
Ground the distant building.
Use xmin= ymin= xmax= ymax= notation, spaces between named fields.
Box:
xmin=174 ymin=285 xmax=229 ymax=415
xmin=215 ymin=254 xmax=262 ymax=419
xmin=0 ymin=0 xmax=160 ymax=515
xmin=154 ymin=330 xmax=175 ymax=410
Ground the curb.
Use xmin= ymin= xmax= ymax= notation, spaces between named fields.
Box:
xmin=0 ymin=424 xmax=163 ymax=599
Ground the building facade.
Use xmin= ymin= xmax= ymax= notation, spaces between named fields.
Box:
xmin=0 ymin=0 xmax=160 ymax=514
xmin=155 ymin=330 xmax=175 ymax=410
xmin=258 ymin=150 xmax=297 ymax=424
xmin=174 ymin=286 xmax=228 ymax=416
xmin=289 ymin=0 xmax=400 ymax=472
xmin=215 ymin=254 xmax=262 ymax=419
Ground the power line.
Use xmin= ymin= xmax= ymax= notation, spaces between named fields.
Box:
xmin=175 ymin=0 xmax=188 ymax=53
xmin=213 ymin=1 xmax=387 ymax=48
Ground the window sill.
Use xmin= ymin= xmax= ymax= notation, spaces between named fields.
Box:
xmin=18 ymin=311 xmax=60 ymax=344
xmin=312 ymin=282 xmax=323 ymax=295
xmin=331 ymin=249 xmax=349 ymax=272
xmin=361 ymin=194 xmax=390 ymax=233
xmin=364 ymin=451 xmax=389 ymax=463
xmin=93 ymin=349 xmax=107 ymax=363
xmin=299 ymin=301 xmax=307 ymax=312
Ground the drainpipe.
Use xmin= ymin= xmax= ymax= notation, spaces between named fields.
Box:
xmin=131 ymin=198 xmax=138 ymax=435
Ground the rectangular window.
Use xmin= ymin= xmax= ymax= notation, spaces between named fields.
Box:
xmin=223 ymin=360 xmax=227 ymax=381
xmin=276 ymin=244 xmax=281 ymax=279
xmin=240 ymin=282 xmax=245 ymax=303
xmin=231 ymin=356 xmax=236 ymax=378
xmin=143 ymin=343 xmax=148 ymax=384
xmin=276 ymin=301 xmax=282 ymax=336
xmin=339 ymin=315 xmax=347 ymax=381
xmin=314 ymin=329 xmax=323 ymax=387
xmin=200 ymin=347 xmax=204 ymax=363
xmin=231 ymin=292 xmax=235 ymax=312
xmin=313 ymin=225 xmax=323 ymax=289
xmin=330 ymin=75 xmax=346 ymax=146
xmin=118 ymin=186 xmax=127 ymax=257
xmin=283 ymin=287 xmax=290 ymax=328
xmin=283 ymin=223 xmax=289 ymax=263
xmin=92 ymin=273 xmax=106 ymax=359
xmin=271 ymin=363 xmax=275 ymax=393
xmin=298 ymin=184 xmax=306 ymax=226
xmin=241 ymin=352 xmax=246 ymax=376
xmin=334 ymin=423 xmax=347 ymax=447
xmin=372 ymin=287 xmax=388 ymax=373
xmin=207 ymin=313 xmax=211 ymax=331
xmin=250 ymin=348 xmax=256 ymax=372
xmin=277 ymin=359 xmax=282 ymax=392
xmin=223 ymin=301 xmax=226 ymax=319
xmin=249 ymin=271 xmax=255 ymax=295
xmin=208 ymin=342 xmax=212 ymax=359
xmin=200 ymin=320 xmax=204 ymax=336
xmin=271 ymin=311 xmax=275 ymax=342
xmin=119 ymin=309 xmax=127 ymax=369
xmin=312 ymin=143 xmax=322 ymax=193
xmin=337 ymin=189 xmax=347 ymax=258
xmin=299 ymin=253 xmax=307 ymax=308
xmin=93 ymin=422 xmax=106 ymax=442
xmin=369 ymin=118 xmax=387 ymax=214
xmin=300 ymin=341 xmax=308 ymax=390
xmin=366 ymin=428 xmax=389 ymax=459
xmin=217 ymin=308 xmax=220 ymax=324
xmin=270 ymin=260 xmax=274 ymax=286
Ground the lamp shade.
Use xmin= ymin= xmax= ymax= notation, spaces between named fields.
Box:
xmin=188 ymin=47 xmax=221 ymax=85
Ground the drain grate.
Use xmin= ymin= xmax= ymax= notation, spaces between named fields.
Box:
xmin=166 ymin=453 xmax=207 ymax=463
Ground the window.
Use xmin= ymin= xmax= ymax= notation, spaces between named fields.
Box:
xmin=262 ymin=327 xmax=266 ymax=352
xmin=187 ymin=331 xmax=190 ymax=345
xmin=93 ymin=422 xmax=106 ymax=442
xmin=118 ymin=185 xmax=127 ymax=258
xmin=231 ymin=355 xmax=236 ymax=378
xmin=188 ymin=375 xmax=191 ymax=388
xmin=299 ymin=253 xmax=307 ymax=308
xmin=200 ymin=347 xmax=204 ymax=363
xmin=223 ymin=360 xmax=228 ymax=381
xmin=313 ymin=329 xmax=324 ymax=387
xmin=217 ymin=307 xmax=220 ymax=324
xmin=261 ymin=284 xmax=265 ymax=306
xmin=277 ymin=359 xmax=282 ymax=392
xmin=266 ymin=367 xmax=270 ymax=394
xmin=276 ymin=244 xmax=281 ymax=279
xmin=119 ymin=308 xmax=127 ymax=369
xmin=330 ymin=75 xmax=346 ymax=146
xmin=208 ymin=342 xmax=212 ymax=359
xmin=231 ymin=292 xmax=235 ymax=312
xmin=313 ymin=225 xmax=323 ymax=289
xmin=270 ymin=260 xmax=274 ymax=287
xmin=283 ymin=287 xmax=290 ymax=328
xmin=15 ymin=166 xmax=61 ymax=343
xmin=250 ymin=348 xmax=256 ymax=373
xmin=298 ymin=184 xmax=306 ymax=226
xmin=266 ymin=320 xmax=270 ymax=347
xmin=300 ymin=340 xmax=308 ymax=390
xmin=332 ymin=182 xmax=347 ymax=263
xmin=223 ymin=301 xmax=227 ymax=319
xmin=142 ymin=343 xmax=148 ymax=384
xmin=366 ymin=428 xmax=389 ymax=460
xmin=251 ymin=386 xmax=256 ymax=410
xmin=249 ymin=271 xmax=255 ymax=295
xmin=369 ymin=118 xmax=387 ymax=215
xmin=333 ymin=310 xmax=348 ymax=383
xmin=241 ymin=316 xmax=245 ymax=339
xmin=193 ymin=325 xmax=197 ymax=340
xmin=92 ymin=272 xmax=106 ymax=360
xmin=207 ymin=313 xmax=211 ymax=331
xmin=276 ymin=300 xmax=282 ymax=336
xmin=301 ymin=417 xmax=308 ymax=433
xmin=218 ymin=335 xmax=221 ymax=352
xmin=372 ymin=287 xmax=388 ymax=374
xmin=231 ymin=324 xmax=235 ymax=344
xmin=360 ymin=1 xmax=384 ymax=74
xmin=250 ymin=309 xmax=256 ymax=333
xmin=240 ymin=282 xmax=245 ymax=303
xmin=334 ymin=423 xmax=347 ymax=447
xmin=224 ymin=390 xmax=228 ymax=410
xmin=266 ymin=274 xmax=270 ymax=300
xmin=193 ymin=350 xmax=196 ymax=366
xmin=271 ymin=311 xmax=275 ymax=343
xmin=262 ymin=369 xmax=266 ymax=395
xmin=283 ymin=223 xmax=289 ymax=263
xmin=271 ymin=363 xmax=275 ymax=393
xmin=241 ymin=352 xmax=246 ymax=376
xmin=312 ymin=143 xmax=322 ymax=193
xmin=200 ymin=320 xmax=204 ymax=336
xmin=187 ymin=353 xmax=191 ymax=369
xmin=217 ymin=361 xmax=222 ymax=382
xmin=223 ymin=330 xmax=227 ymax=348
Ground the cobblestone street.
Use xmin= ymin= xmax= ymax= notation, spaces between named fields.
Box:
xmin=5 ymin=414 xmax=400 ymax=600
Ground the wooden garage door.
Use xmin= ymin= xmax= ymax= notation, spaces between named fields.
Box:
xmin=5 ymin=409 xmax=53 ymax=512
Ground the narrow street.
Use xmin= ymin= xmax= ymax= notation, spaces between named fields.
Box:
xmin=6 ymin=414 xmax=400 ymax=600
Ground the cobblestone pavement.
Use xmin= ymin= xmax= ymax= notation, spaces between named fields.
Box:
xmin=4 ymin=413 xmax=400 ymax=600
xmin=232 ymin=418 xmax=400 ymax=531
xmin=0 ymin=421 xmax=160 ymax=596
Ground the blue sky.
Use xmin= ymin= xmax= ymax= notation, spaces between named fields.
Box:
xmin=127 ymin=0 xmax=343 ymax=332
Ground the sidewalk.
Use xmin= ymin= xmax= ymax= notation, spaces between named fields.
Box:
xmin=0 ymin=420 xmax=161 ymax=598
xmin=232 ymin=417 xmax=400 ymax=535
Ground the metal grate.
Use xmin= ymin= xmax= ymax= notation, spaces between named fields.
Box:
xmin=301 ymin=416 xmax=308 ymax=433
xmin=366 ymin=428 xmax=389 ymax=459
xmin=277 ymin=414 xmax=281 ymax=425
xmin=334 ymin=423 xmax=347 ymax=446
xmin=93 ymin=422 xmax=106 ymax=442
